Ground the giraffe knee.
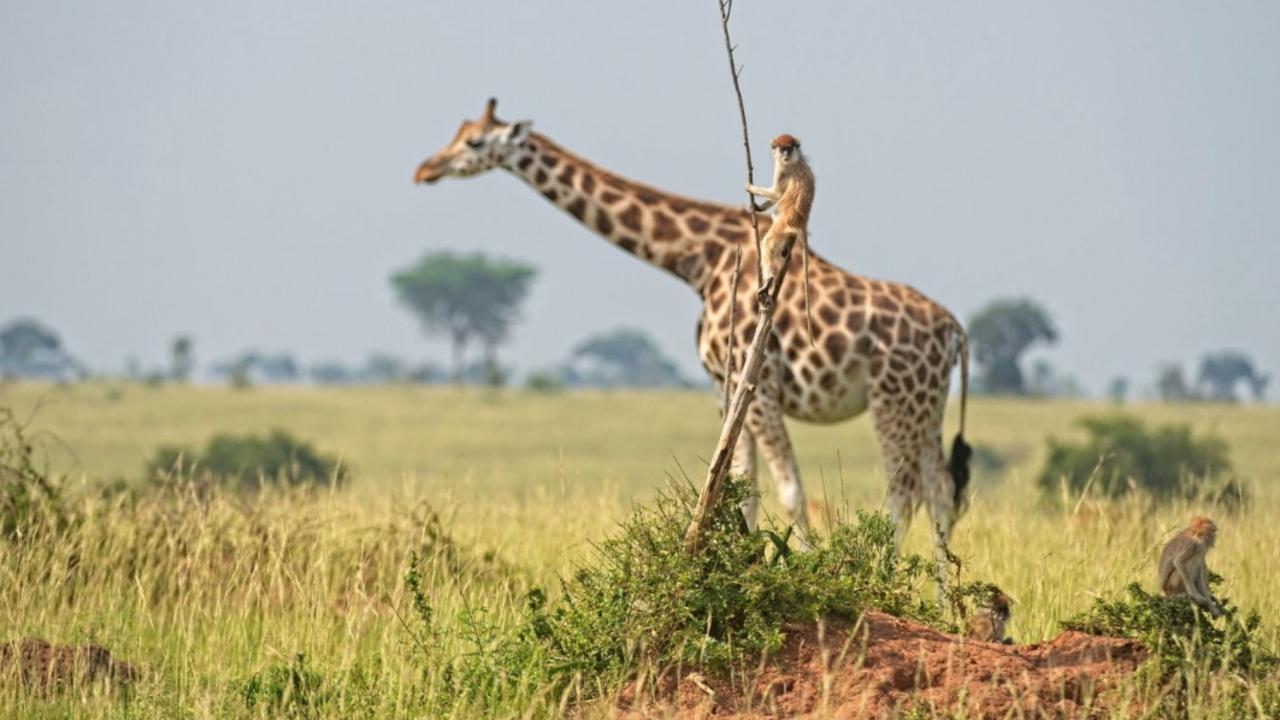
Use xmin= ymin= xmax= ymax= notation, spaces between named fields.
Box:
xmin=887 ymin=491 xmax=914 ymax=543
xmin=777 ymin=479 xmax=804 ymax=513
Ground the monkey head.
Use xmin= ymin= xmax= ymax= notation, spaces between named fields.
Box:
xmin=990 ymin=591 xmax=1013 ymax=622
xmin=1189 ymin=516 xmax=1217 ymax=546
xmin=770 ymin=133 xmax=804 ymax=166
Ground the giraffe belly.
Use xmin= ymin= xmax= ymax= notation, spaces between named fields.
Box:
xmin=782 ymin=361 xmax=870 ymax=424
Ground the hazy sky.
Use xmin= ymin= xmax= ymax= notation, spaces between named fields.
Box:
xmin=3 ymin=2 xmax=1277 ymax=393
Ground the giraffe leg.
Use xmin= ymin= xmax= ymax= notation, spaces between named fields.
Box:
xmin=919 ymin=389 xmax=962 ymax=579
xmin=868 ymin=392 xmax=920 ymax=548
xmin=732 ymin=428 xmax=760 ymax=530
xmin=872 ymin=388 xmax=962 ymax=600
xmin=745 ymin=394 xmax=811 ymax=541
xmin=919 ymin=428 xmax=955 ymax=594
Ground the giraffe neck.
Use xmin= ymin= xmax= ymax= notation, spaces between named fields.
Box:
xmin=502 ymin=132 xmax=758 ymax=293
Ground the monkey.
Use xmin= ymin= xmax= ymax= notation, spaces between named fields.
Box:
xmin=966 ymin=590 xmax=1013 ymax=644
xmin=745 ymin=134 xmax=817 ymax=341
xmin=1157 ymin=515 xmax=1224 ymax=617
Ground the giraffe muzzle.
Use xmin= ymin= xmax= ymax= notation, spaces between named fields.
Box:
xmin=414 ymin=161 xmax=446 ymax=185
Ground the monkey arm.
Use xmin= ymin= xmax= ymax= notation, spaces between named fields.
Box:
xmin=1174 ymin=557 xmax=1221 ymax=615
xmin=1157 ymin=561 xmax=1175 ymax=595
xmin=1194 ymin=568 xmax=1224 ymax=617
xmin=744 ymin=183 xmax=780 ymax=208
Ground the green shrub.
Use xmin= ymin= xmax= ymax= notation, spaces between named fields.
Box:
xmin=146 ymin=429 xmax=346 ymax=489
xmin=1037 ymin=414 xmax=1243 ymax=506
xmin=969 ymin=442 xmax=1010 ymax=476
xmin=1062 ymin=580 xmax=1277 ymax=703
xmin=405 ymin=478 xmax=949 ymax=709
xmin=524 ymin=371 xmax=564 ymax=393
xmin=237 ymin=653 xmax=329 ymax=717
xmin=0 ymin=408 xmax=68 ymax=540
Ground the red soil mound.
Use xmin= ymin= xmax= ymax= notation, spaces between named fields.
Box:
xmin=0 ymin=637 xmax=138 ymax=691
xmin=618 ymin=611 xmax=1146 ymax=719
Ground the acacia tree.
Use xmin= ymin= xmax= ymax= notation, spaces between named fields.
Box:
xmin=1198 ymin=350 xmax=1269 ymax=402
xmin=390 ymin=252 xmax=537 ymax=382
xmin=170 ymin=336 xmax=194 ymax=382
xmin=967 ymin=297 xmax=1058 ymax=395
xmin=0 ymin=318 xmax=84 ymax=380
xmin=563 ymin=327 xmax=687 ymax=388
xmin=1155 ymin=363 xmax=1196 ymax=402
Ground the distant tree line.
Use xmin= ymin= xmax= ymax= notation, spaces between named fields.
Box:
xmin=965 ymin=297 xmax=1269 ymax=403
xmin=3 ymin=276 xmax=1269 ymax=399
xmin=1149 ymin=352 xmax=1269 ymax=403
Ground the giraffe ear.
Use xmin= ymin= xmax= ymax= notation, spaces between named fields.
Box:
xmin=502 ymin=120 xmax=533 ymax=144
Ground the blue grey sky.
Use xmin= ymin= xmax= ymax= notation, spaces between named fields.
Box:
xmin=2 ymin=2 xmax=1277 ymax=393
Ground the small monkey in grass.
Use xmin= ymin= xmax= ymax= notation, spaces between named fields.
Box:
xmin=746 ymin=134 xmax=816 ymax=339
xmin=1158 ymin=515 xmax=1224 ymax=617
xmin=966 ymin=590 xmax=1013 ymax=644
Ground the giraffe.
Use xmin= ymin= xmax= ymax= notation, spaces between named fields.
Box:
xmin=414 ymin=99 xmax=973 ymax=550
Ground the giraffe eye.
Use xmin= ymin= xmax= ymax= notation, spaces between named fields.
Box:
xmin=466 ymin=137 xmax=484 ymax=149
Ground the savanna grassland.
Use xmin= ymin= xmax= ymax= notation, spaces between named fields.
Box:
xmin=2 ymin=381 xmax=1279 ymax=718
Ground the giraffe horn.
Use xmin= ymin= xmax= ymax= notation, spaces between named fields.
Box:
xmin=483 ymin=97 xmax=497 ymax=123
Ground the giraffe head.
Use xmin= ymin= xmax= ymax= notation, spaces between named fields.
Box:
xmin=414 ymin=98 xmax=532 ymax=184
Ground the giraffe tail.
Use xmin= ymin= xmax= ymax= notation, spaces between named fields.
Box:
xmin=947 ymin=323 xmax=972 ymax=510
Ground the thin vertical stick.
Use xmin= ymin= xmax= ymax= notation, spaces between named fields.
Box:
xmin=685 ymin=238 xmax=796 ymax=553
xmin=717 ymin=0 xmax=766 ymax=292
xmin=688 ymin=0 xmax=804 ymax=553
xmin=721 ymin=247 xmax=741 ymax=417
xmin=718 ymin=0 xmax=816 ymax=351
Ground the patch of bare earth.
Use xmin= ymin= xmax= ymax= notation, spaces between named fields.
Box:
xmin=0 ymin=638 xmax=138 ymax=692
xmin=616 ymin=611 xmax=1146 ymax=719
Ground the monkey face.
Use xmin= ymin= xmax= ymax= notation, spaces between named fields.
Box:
xmin=990 ymin=592 xmax=1012 ymax=622
xmin=770 ymin=133 xmax=802 ymax=165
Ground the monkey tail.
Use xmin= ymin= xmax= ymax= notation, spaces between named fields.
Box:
xmin=802 ymin=233 xmax=816 ymax=348
xmin=947 ymin=321 xmax=972 ymax=510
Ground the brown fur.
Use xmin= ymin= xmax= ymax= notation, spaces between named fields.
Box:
xmin=754 ymin=136 xmax=815 ymax=275
xmin=966 ymin=591 xmax=1012 ymax=644
xmin=1157 ymin=516 xmax=1222 ymax=616
xmin=771 ymin=133 xmax=800 ymax=150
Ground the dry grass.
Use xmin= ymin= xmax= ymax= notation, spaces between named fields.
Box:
xmin=1 ymin=381 xmax=1277 ymax=717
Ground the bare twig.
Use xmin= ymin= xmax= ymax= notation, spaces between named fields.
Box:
xmin=718 ymin=2 xmax=816 ymax=350
xmin=803 ymin=242 xmax=816 ymax=346
xmin=688 ymin=0 xmax=809 ymax=553
xmin=718 ymin=0 xmax=749 ymax=414
xmin=685 ymin=237 xmax=796 ymax=553
xmin=717 ymin=0 xmax=766 ymax=291
xmin=721 ymin=247 xmax=741 ymax=416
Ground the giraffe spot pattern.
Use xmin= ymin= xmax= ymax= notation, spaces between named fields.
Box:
xmin=619 ymin=204 xmax=643 ymax=233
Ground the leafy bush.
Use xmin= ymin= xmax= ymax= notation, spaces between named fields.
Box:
xmin=146 ymin=429 xmax=346 ymax=490
xmin=1038 ymin=415 xmax=1243 ymax=506
xmin=237 ymin=653 xmax=329 ymax=717
xmin=0 ymin=408 xmax=68 ymax=540
xmin=969 ymin=442 xmax=1010 ymax=476
xmin=524 ymin=371 xmax=564 ymax=393
xmin=405 ymin=478 xmax=948 ymax=708
xmin=1062 ymin=581 xmax=1277 ymax=688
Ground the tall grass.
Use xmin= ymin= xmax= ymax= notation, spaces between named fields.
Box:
xmin=1 ymin=383 xmax=1278 ymax=717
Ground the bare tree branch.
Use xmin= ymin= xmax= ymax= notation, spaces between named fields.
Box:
xmin=687 ymin=0 xmax=806 ymax=554
xmin=686 ymin=238 xmax=795 ymax=553
xmin=716 ymin=0 xmax=766 ymax=291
